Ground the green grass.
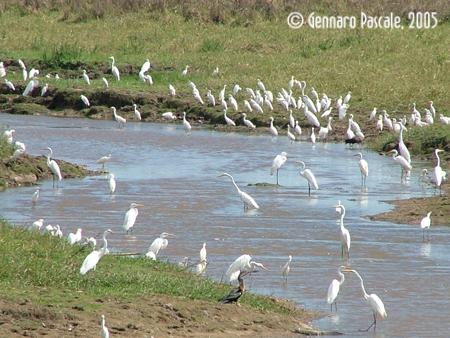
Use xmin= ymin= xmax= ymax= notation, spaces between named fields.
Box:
xmin=0 ymin=219 xmax=293 ymax=314
xmin=0 ymin=134 xmax=14 ymax=160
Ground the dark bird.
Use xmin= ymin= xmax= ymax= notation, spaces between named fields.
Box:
xmin=219 ymin=271 xmax=248 ymax=305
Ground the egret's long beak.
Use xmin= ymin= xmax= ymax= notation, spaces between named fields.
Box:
xmin=167 ymin=233 xmax=176 ymax=237
xmin=260 ymin=264 xmax=269 ymax=271
xmin=136 ymin=204 xmax=144 ymax=207
xmin=341 ymin=267 xmax=353 ymax=273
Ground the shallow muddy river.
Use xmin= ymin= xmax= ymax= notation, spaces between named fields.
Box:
xmin=1 ymin=113 xmax=449 ymax=337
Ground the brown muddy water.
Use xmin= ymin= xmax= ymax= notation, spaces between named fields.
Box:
xmin=1 ymin=113 xmax=449 ymax=337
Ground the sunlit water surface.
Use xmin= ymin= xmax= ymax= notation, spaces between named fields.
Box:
xmin=1 ymin=113 xmax=449 ymax=337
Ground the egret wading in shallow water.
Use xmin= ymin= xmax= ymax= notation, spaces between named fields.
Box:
xmin=327 ymin=265 xmax=346 ymax=311
xmin=269 ymin=117 xmax=278 ymax=136
xmin=271 ymin=152 xmax=288 ymax=185
xmin=218 ymin=173 xmax=259 ymax=210
xmin=389 ymin=150 xmax=412 ymax=182
xmin=420 ymin=211 xmax=432 ymax=241
xmin=146 ymin=232 xmax=175 ymax=260
xmin=335 ymin=204 xmax=351 ymax=260
xmin=101 ymin=314 xmax=109 ymax=338
xmin=96 ymin=154 xmax=112 ymax=171
xmin=122 ymin=203 xmax=144 ymax=234
xmin=107 ymin=173 xmax=116 ymax=194
xmin=133 ymin=104 xmax=142 ymax=121
xmin=31 ymin=188 xmax=40 ymax=205
xmin=431 ymin=149 xmax=445 ymax=194
xmin=225 ymin=254 xmax=268 ymax=283
xmin=355 ymin=153 xmax=369 ymax=187
xmin=281 ymin=255 xmax=292 ymax=281
xmin=43 ymin=147 xmax=62 ymax=187
xmin=80 ymin=229 xmax=112 ymax=275
xmin=342 ymin=268 xmax=387 ymax=331
xmin=182 ymin=112 xmax=192 ymax=132
xmin=296 ymin=161 xmax=319 ymax=196
xmin=111 ymin=107 xmax=126 ymax=128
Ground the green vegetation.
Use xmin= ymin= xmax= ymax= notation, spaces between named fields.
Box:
xmin=0 ymin=135 xmax=14 ymax=160
xmin=0 ymin=219 xmax=294 ymax=315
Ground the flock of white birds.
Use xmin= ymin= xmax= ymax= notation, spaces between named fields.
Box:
xmin=1 ymin=56 xmax=449 ymax=335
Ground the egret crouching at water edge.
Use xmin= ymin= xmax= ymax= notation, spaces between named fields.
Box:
xmin=271 ymin=152 xmax=288 ymax=185
xmin=122 ymin=203 xmax=144 ymax=234
xmin=218 ymin=173 xmax=259 ymax=210
xmin=225 ymin=254 xmax=268 ymax=283
xmin=342 ymin=268 xmax=387 ymax=331
xmin=80 ymin=229 xmax=112 ymax=275
xmin=327 ymin=266 xmax=346 ymax=311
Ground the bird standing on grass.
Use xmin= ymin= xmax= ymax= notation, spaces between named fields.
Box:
xmin=109 ymin=56 xmax=120 ymax=81
xmin=80 ymin=229 xmax=112 ymax=275
xmin=145 ymin=232 xmax=174 ymax=260
xmin=68 ymin=228 xmax=82 ymax=245
xmin=219 ymin=271 xmax=248 ymax=305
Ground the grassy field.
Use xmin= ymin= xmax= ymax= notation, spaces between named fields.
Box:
xmin=0 ymin=219 xmax=313 ymax=336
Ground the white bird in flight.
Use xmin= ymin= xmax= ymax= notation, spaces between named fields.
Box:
xmin=218 ymin=173 xmax=259 ymax=210
xmin=68 ymin=228 xmax=83 ymax=245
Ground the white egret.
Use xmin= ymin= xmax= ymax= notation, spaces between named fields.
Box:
xmin=219 ymin=85 xmax=227 ymax=101
xmin=389 ymin=150 xmax=412 ymax=182
xmin=3 ymin=129 xmax=15 ymax=144
xmin=271 ymin=152 xmax=288 ymax=185
xmin=242 ymin=113 xmax=256 ymax=130
xmin=102 ymin=77 xmax=109 ymax=88
xmin=96 ymin=154 xmax=112 ymax=170
xmin=287 ymin=125 xmax=296 ymax=142
xmin=369 ymin=107 xmax=377 ymax=121
xmin=80 ymin=229 xmax=112 ymax=275
xmin=336 ymin=204 xmax=351 ymax=259
xmin=327 ymin=266 xmax=346 ymax=311
xmin=429 ymin=101 xmax=436 ymax=118
xmin=122 ymin=203 xmax=144 ymax=234
xmin=182 ymin=65 xmax=190 ymax=76
xmin=355 ymin=153 xmax=369 ymax=187
xmin=212 ymin=66 xmax=219 ymax=76
xmin=82 ymin=70 xmax=90 ymax=85
xmin=133 ymin=104 xmax=142 ymax=121
xmin=168 ymin=84 xmax=176 ymax=96
xmin=13 ymin=141 xmax=26 ymax=157
xmin=294 ymin=120 xmax=302 ymax=136
xmin=111 ymin=107 xmax=126 ymax=128
xmin=23 ymin=79 xmax=38 ymax=96
xmin=250 ymin=99 xmax=264 ymax=114
xmin=200 ymin=242 xmax=207 ymax=263
xmin=304 ymin=105 xmax=320 ymax=127
xmin=68 ymin=228 xmax=82 ymax=245
xmin=101 ymin=314 xmax=109 ymax=338
xmin=398 ymin=123 xmax=411 ymax=164
xmin=431 ymin=149 xmax=445 ymax=193
xmin=343 ymin=91 xmax=351 ymax=104
xmin=162 ymin=112 xmax=177 ymax=121
xmin=220 ymin=98 xmax=228 ymax=110
xmin=28 ymin=68 xmax=39 ymax=79
xmin=224 ymin=110 xmax=236 ymax=126
xmin=281 ymin=255 xmax=292 ymax=281
xmin=342 ymin=268 xmax=387 ymax=331
xmin=207 ymin=90 xmax=216 ymax=106
xmin=108 ymin=173 xmax=116 ymax=194
xmin=257 ymin=78 xmax=266 ymax=92
xmin=41 ymin=83 xmax=48 ymax=96
xmin=44 ymin=147 xmax=62 ymax=187
xmin=376 ymin=115 xmax=383 ymax=132
xmin=310 ymin=127 xmax=316 ymax=144
xmin=30 ymin=218 xmax=44 ymax=231
xmin=54 ymin=224 xmax=63 ymax=238
xmin=31 ymin=188 xmax=40 ymax=205
xmin=338 ymin=104 xmax=348 ymax=120
xmin=196 ymin=261 xmax=207 ymax=275
xmin=218 ymin=173 xmax=259 ymax=210
xmin=4 ymin=79 xmax=15 ymax=91
xmin=269 ymin=117 xmax=278 ymax=136
xmin=193 ymin=91 xmax=204 ymax=105
xmin=0 ymin=62 xmax=5 ymax=77
xmin=420 ymin=211 xmax=432 ymax=240
xmin=182 ymin=112 xmax=192 ymax=132
xmin=140 ymin=59 xmax=151 ymax=74
xmin=80 ymin=95 xmax=90 ymax=107
xmin=296 ymin=161 xmax=319 ymax=196
xmin=228 ymin=95 xmax=238 ymax=111
xmin=109 ymin=56 xmax=120 ymax=81
xmin=233 ymin=84 xmax=241 ymax=95
xmin=244 ymin=100 xmax=252 ymax=112
xmin=146 ymin=232 xmax=174 ymax=259
xmin=225 ymin=254 xmax=268 ymax=283
xmin=288 ymin=110 xmax=295 ymax=128
xmin=303 ymin=95 xmax=317 ymax=114
xmin=54 ymin=74 xmax=60 ymax=80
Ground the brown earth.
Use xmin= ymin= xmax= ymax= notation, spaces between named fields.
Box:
xmin=0 ymin=294 xmax=326 ymax=338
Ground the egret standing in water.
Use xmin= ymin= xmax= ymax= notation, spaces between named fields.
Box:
xmin=335 ymin=204 xmax=351 ymax=260
xmin=122 ymin=203 xmax=144 ymax=234
xmin=111 ymin=107 xmax=126 ymax=128
xmin=146 ymin=232 xmax=174 ymax=260
xmin=182 ymin=112 xmax=192 ymax=132
xmin=31 ymin=188 xmax=40 ymax=205
xmin=420 ymin=211 xmax=432 ymax=241
xmin=271 ymin=152 xmax=288 ymax=185
xmin=225 ymin=254 xmax=268 ymax=283
xmin=355 ymin=153 xmax=369 ymax=187
xmin=96 ymin=154 xmax=112 ymax=171
xmin=281 ymin=255 xmax=292 ymax=281
xmin=389 ymin=150 xmax=412 ymax=182
xmin=327 ymin=265 xmax=346 ymax=311
xmin=218 ymin=173 xmax=259 ymax=210
xmin=133 ymin=104 xmax=142 ymax=121
xmin=80 ymin=229 xmax=112 ymax=275
xmin=342 ymin=268 xmax=387 ymax=331
xmin=107 ymin=173 xmax=116 ymax=194
xmin=431 ymin=149 xmax=445 ymax=194
xmin=295 ymin=160 xmax=319 ymax=196
xmin=43 ymin=147 xmax=62 ymax=187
